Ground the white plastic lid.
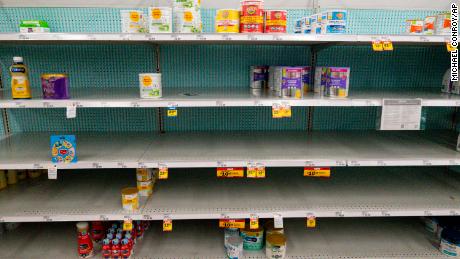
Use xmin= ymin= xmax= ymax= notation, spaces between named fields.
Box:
xmin=13 ymin=57 xmax=23 ymax=63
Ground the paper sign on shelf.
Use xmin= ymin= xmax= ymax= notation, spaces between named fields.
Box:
xmin=219 ymin=219 xmax=245 ymax=229
xmin=66 ymin=104 xmax=77 ymax=119
xmin=274 ymin=214 xmax=283 ymax=229
xmin=380 ymin=99 xmax=422 ymax=130
xmin=304 ymin=167 xmax=331 ymax=178
xmin=306 ymin=214 xmax=316 ymax=228
xmin=47 ymin=165 xmax=58 ymax=180
xmin=217 ymin=167 xmax=244 ymax=178
xmin=163 ymin=217 xmax=173 ymax=232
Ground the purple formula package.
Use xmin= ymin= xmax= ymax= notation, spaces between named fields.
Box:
xmin=280 ymin=67 xmax=303 ymax=98
xmin=41 ymin=74 xmax=70 ymax=99
xmin=324 ymin=67 xmax=350 ymax=98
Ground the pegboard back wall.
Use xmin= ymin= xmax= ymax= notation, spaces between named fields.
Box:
xmin=0 ymin=7 xmax=451 ymax=133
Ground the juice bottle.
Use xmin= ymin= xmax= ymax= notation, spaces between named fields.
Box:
xmin=10 ymin=56 xmax=31 ymax=99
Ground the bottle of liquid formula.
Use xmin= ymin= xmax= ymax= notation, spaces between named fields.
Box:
xmin=10 ymin=56 xmax=31 ymax=99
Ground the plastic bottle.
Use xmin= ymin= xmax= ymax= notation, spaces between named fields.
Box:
xmin=10 ymin=57 xmax=31 ymax=99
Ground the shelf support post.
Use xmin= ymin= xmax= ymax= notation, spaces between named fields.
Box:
xmin=0 ymin=68 xmax=10 ymax=136
xmin=154 ymin=44 xmax=165 ymax=134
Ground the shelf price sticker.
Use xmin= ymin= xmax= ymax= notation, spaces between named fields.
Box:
xmin=306 ymin=214 xmax=316 ymax=228
xmin=272 ymin=104 xmax=292 ymax=119
xmin=274 ymin=214 xmax=283 ymax=229
xmin=250 ymin=214 xmax=259 ymax=230
xmin=163 ymin=217 xmax=173 ymax=232
xmin=382 ymin=40 xmax=394 ymax=51
xmin=217 ymin=167 xmax=245 ymax=178
xmin=304 ymin=167 xmax=331 ymax=178
xmin=447 ymin=42 xmax=457 ymax=52
xmin=372 ymin=40 xmax=384 ymax=51
xmin=219 ymin=219 xmax=245 ymax=229
xmin=247 ymin=163 xmax=266 ymax=178
xmin=123 ymin=219 xmax=133 ymax=231
xmin=167 ymin=108 xmax=178 ymax=117
xmin=47 ymin=165 xmax=58 ymax=180
xmin=66 ymin=104 xmax=77 ymax=119
xmin=158 ymin=165 xmax=168 ymax=180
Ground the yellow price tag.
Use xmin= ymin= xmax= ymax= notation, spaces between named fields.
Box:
xmin=247 ymin=166 xmax=258 ymax=178
xmin=250 ymin=215 xmax=259 ymax=230
xmin=159 ymin=167 xmax=168 ymax=180
xmin=123 ymin=220 xmax=133 ymax=231
xmin=256 ymin=166 xmax=266 ymax=178
xmin=219 ymin=219 xmax=245 ymax=229
xmin=306 ymin=215 xmax=316 ymax=228
xmin=167 ymin=109 xmax=178 ymax=117
xmin=304 ymin=167 xmax=331 ymax=178
xmin=372 ymin=41 xmax=384 ymax=51
xmin=281 ymin=105 xmax=292 ymax=118
xmin=272 ymin=105 xmax=283 ymax=119
xmin=163 ymin=218 xmax=173 ymax=232
xmin=447 ymin=42 xmax=457 ymax=52
xmin=383 ymin=40 xmax=393 ymax=51
xmin=217 ymin=167 xmax=245 ymax=178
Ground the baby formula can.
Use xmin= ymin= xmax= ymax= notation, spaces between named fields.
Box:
xmin=250 ymin=66 xmax=269 ymax=89
xmin=324 ymin=67 xmax=350 ymax=98
xmin=279 ymin=67 xmax=303 ymax=99
xmin=264 ymin=10 xmax=287 ymax=33
xmin=424 ymin=16 xmax=436 ymax=35
xmin=240 ymin=0 xmax=264 ymax=33
xmin=120 ymin=10 xmax=145 ymax=33
xmin=41 ymin=74 xmax=70 ymax=99
xmin=302 ymin=17 xmax=311 ymax=34
xmin=310 ymin=14 xmax=322 ymax=35
xmin=321 ymin=10 xmax=347 ymax=34
xmin=440 ymin=227 xmax=460 ymax=256
xmin=435 ymin=12 xmax=451 ymax=35
xmin=121 ymin=187 xmax=139 ymax=211
xmin=225 ymin=228 xmax=240 ymax=248
xmin=148 ymin=7 xmax=172 ymax=33
xmin=216 ymin=9 xmax=240 ymax=33
xmin=226 ymin=236 xmax=243 ymax=259
xmin=266 ymin=233 xmax=286 ymax=259
xmin=136 ymin=168 xmax=153 ymax=182
xmin=294 ymin=19 xmax=303 ymax=33
xmin=137 ymin=180 xmax=153 ymax=197
xmin=139 ymin=73 xmax=162 ymax=98
xmin=302 ymin=66 xmax=312 ymax=94
xmin=240 ymin=226 xmax=264 ymax=250
xmin=313 ymin=66 xmax=324 ymax=94
xmin=406 ymin=19 xmax=423 ymax=34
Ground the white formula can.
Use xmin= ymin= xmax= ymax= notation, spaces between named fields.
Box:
xmin=121 ymin=10 xmax=145 ymax=33
xmin=148 ymin=7 xmax=172 ymax=33
xmin=174 ymin=8 xmax=202 ymax=33
xmin=139 ymin=73 xmax=162 ymax=98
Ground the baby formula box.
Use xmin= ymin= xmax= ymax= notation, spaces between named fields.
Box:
xmin=321 ymin=10 xmax=347 ymax=34
xmin=139 ymin=73 xmax=162 ymax=98
xmin=148 ymin=7 xmax=172 ymax=33
xmin=120 ymin=10 xmax=145 ymax=33
xmin=406 ymin=19 xmax=423 ymax=34
xmin=41 ymin=74 xmax=70 ymax=99
xmin=324 ymin=67 xmax=350 ymax=98
xmin=424 ymin=16 xmax=436 ymax=35
xmin=174 ymin=8 xmax=202 ymax=33
xmin=250 ymin=66 xmax=269 ymax=89
xmin=136 ymin=168 xmax=153 ymax=181
xmin=172 ymin=0 xmax=201 ymax=10
xmin=440 ymin=227 xmax=460 ymax=256
xmin=302 ymin=17 xmax=311 ymax=34
xmin=294 ymin=19 xmax=303 ymax=33
xmin=274 ymin=66 xmax=304 ymax=99
xmin=302 ymin=66 xmax=312 ymax=94
xmin=313 ymin=66 xmax=324 ymax=94
xmin=216 ymin=9 xmax=240 ymax=33
xmin=435 ymin=12 xmax=451 ymax=35
xmin=137 ymin=180 xmax=153 ymax=197
xmin=310 ymin=14 xmax=321 ymax=34
xmin=264 ymin=10 xmax=287 ymax=33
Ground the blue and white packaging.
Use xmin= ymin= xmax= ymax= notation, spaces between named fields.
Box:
xmin=321 ymin=10 xmax=347 ymax=34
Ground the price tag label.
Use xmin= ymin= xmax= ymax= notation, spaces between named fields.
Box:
xmin=272 ymin=104 xmax=283 ymax=119
xmin=247 ymin=164 xmax=258 ymax=178
xmin=304 ymin=167 xmax=331 ymax=178
xmin=167 ymin=108 xmax=178 ymax=117
xmin=306 ymin=214 xmax=316 ymax=228
xmin=219 ymin=219 xmax=245 ymax=229
xmin=48 ymin=165 xmax=58 ymax=180
xmin=447 ymin=42 xmax=457 ymax=52
xmin=281 ymin=104 xmax=292 ymax=118
xmin=123 ymin=219 xmax=133 ymax=231
xmin=158 ymin=166 xmax=168 ymax=180
xmin=250 ymin=214 xmax=259 ymax=230
xmin=256 ymin=165 xmax=266 ymax=178
xmin=274 ymin=214 xmax=283 ymax=229
xmin=66 ymin=104 xmax=77 ymax=119
xmin=383 ymin=40 xmax=394 ymax=51
xmin=217 ymin=167 xmax=244 ymax=178
xmin=163 ymin=218 xmax=173 ymax=232
xmin=372 ymin=40 xmax=384 ymax=51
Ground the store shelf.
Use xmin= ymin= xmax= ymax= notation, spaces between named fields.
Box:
xmin=1 ymin=131 xmax=459 ymax=170
xmin=1 ymin=88 xmax=459 ymax=108
xmin=0 ymin=218 xmax=445 ymax=258
xmin=0 ymin=171 xmax=148 ymax=222
xmin=143 ymin=167 xmax=460 ymax=219
xmin=0 ymin=33 xmax=448 ymax=45
xmin=1 ymin=168 xmax=460 ymax=222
